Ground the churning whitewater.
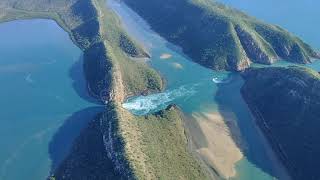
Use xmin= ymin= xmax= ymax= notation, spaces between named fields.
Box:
xmin=122 ymin=84 xmax=198 ymax=115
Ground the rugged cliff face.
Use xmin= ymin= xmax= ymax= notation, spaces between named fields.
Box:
xmin=241 ymin=66 xmax=320 ymax=180
xmin=0 ymin=1 xmax=208 ymax=179
xmin=0 ymin=0 xmax=158 ymax=101
xmin=53 ymin=105 xmax=133 ymax=180
xmin=0 ymin=0 xmax=162 ymax=177
xmin=123 ymin=0 xmax=320 ymax=71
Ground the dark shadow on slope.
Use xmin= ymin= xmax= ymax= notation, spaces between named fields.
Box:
xmin=214 ymin=73 xmax=278 ymax=179
xmin=49 ymin=106 xmax=104 ymax=172
xmin=49 ymin=105 xmax=133 ymax=180
xmin=69 ymin=55 xmax=102 ymax=104
xmin=165 ymin=42 xmax=194 ymax=62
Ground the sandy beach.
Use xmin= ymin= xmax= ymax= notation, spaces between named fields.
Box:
xmin=171 ymin=62 xmax=183 ymax=69
xmin=185 ymin=111 xmax=243 ymax=179
xmin=160 ymin=53 xmax=172 ymax=59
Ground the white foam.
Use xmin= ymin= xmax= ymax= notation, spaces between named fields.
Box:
xmin=212 ymin=76 xmax=232 ymax=84
xmin=122 ymin=85 xmax=196 ymax=115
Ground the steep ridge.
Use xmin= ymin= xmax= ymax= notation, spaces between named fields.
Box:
xmin=0 ymin=0 xmax=158 ymax=100
xmin=241 ymin=66 xmax=320 ymax=180
xmin=53 ymin=106 xmax=133 ymax=179
xmin=0 ymin=0 xmax=209 ymax=179
xmin=0 ymin=0 xmax=161 ymax=177
xmin=123 ymin=0 xmax=320 ymax=71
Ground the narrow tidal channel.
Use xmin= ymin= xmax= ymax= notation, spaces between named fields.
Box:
xmin=107 ymin=1 xmax=292 ymax=179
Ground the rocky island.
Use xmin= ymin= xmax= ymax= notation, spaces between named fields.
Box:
xmin=241 ymin=66 xmax=320 ymax=180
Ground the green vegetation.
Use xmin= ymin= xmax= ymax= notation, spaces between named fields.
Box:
xmin=241 ymin=66 xmax=320 ymax=180
xmin=48 ymin=176 xmax=56 ymax=180
xmin=53 ymin=105 xmax=133 ymax=179
xmin=123 ymin=0 xmax=320 ymax=71
xmin=0 ymin=0 xmax=205 ymax=179
xmin=0 ymin=0 xmax=163 ymax=99
xmin=125 ymin=106 xmax=209 ymax=179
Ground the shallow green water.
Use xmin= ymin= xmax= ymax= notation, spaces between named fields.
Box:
xmin=0 ymin=20 xmax=100 ymax=180
xmin=107 ymin=1 xmax=310 ymax=179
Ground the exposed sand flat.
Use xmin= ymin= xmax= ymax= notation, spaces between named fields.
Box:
xmin=160 ymin=53 xmax=172 ymax=59
xmin=172 ymin=62 xmax=183 ymax=69
xmin=129 ymin=56 xmax=149 ymax=63
xmin=188 ymin=111 xmax=243 ymax=179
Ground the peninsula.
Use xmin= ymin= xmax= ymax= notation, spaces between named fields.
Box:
xmin=123 ymin=0 xmax=320 ymax=71
xmin=241 ymin=66 xmax=320 ymax=180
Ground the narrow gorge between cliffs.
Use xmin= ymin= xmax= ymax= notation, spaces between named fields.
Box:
xmin=108 ymin=1 xmax=312 ymax=179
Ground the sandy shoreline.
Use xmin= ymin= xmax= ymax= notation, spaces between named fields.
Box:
xmin=160 ymin=53 xmax=172 ymax=59
xmin=180 ymin=99 xmax=292 ymax=180
xmin=171 ymin=62 xmax=183 ymax=69
xmin=184 ymin=110 xmax=243 ymax=179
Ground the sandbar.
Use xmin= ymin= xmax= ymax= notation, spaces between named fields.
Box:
xmin=160 ymin=53 xmax=172 ymax=59
xmin=186 ymin=111 xmax=243 ymax=179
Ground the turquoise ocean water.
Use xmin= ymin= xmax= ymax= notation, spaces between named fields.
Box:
xmin=0 ymin=19 xmax=100 ymax=180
